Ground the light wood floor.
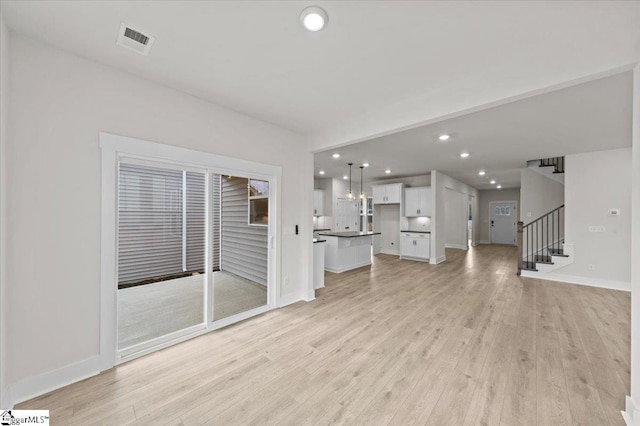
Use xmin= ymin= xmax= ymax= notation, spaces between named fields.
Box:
xmin=19 ymin=245 xmax=630 ymax=425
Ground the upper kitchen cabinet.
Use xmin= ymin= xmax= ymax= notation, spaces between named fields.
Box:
xmin=313 ymin=189 xmax=325 ymax=216
xmin=404 ymin=186 xmax=431 ymax=217
xmin=372 ymin=183 xmax=403 ymax=204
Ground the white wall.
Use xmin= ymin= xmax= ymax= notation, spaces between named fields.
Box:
xmin=558 ymin=148 xmax=632 ymax=288
xmin=5 ymin=35 xmax=312 ymax=397
xmin=630 ymin=62 xmax=640 ymax=419
xmin=520 ymin=168 xmax=564 ymax=222
xmin=0 ymin=11 xmax=10 ymax=408
xmin=444 ymin=188 xmax=467 ymax=249
xmin=431 ymin=171 xmax=479 ymax=263
xmin=477 ymin=188 xmax=521 ymax=243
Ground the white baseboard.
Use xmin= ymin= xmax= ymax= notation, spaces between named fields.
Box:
xmin=9 ymin=355 xmax=102 ymax=407
xmin=1 ymin=386 xmax=11 ymax=409
xmin=622 ymin=396 xmax=640 ymax=426
xmin=430 ymin=255 xmax=446 ymax=265
xmin=476 ymin=240 xmax=490 ymax=245
xmin=277 ymin=293 xmax=304 ymax=308
xmin=324 ymin=260 xmax=372 ymax=274
xmin=520 ymin=271 xmax=631 ymax=292
xmin=380 ymin=249 xmax=399 ymax=256
xmin=445 ymin=244 xmax=468 ymax=250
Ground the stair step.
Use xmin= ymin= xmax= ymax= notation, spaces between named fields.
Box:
xmin=535 ymin=255 xmax=552 ymax=262
xmin=522 ymin=261 xmax=538 ymax=271
xmin=548 ymin=248 xmax=569 ymax=257
xmin=552 ymin=170 xmax=565 ymax=174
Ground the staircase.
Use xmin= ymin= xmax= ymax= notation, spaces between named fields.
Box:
xmin=517 ymin=204 xmax=569 ymax=275
xmin=517 ymin=156 xmax=573 ymax=276
xmin=539 ymin=156 xmax=564 ymax=174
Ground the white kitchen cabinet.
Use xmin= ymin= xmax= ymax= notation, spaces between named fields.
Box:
xmin=400 ymin=232 xmax=430 ymax=261
xmin=372 ymin=183 xmax=403 ymax=204
xmin=404 ymin=186 xmax=431 ymax=217
xmin=313 ymin=189 xmax=325 ymax=216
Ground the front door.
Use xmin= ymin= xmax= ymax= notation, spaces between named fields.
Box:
xmin=491 ymin=202 xmax=516 ymax=245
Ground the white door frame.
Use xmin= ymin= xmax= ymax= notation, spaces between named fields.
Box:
xmin=488 ymin=200 xmax=518 ymax=245
xmin=100 ymin=132 xmax=281 ymax=369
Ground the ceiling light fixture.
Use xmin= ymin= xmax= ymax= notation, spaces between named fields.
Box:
xmin=478 ymin=171 xmax=486 ymax=176
xmin=438 ymin=134 xmax=450 ymax=141
xmin=460 ymin=152 xmax=470 ymax=158
xmin=300 ymin=6 xmax=328 ymax=32
xmin=385 ymin=169 xmax=391 ymax=174
xmin=497 ymin=185 xmax=502 ymax=189
xmin=343 ymin=175 xmax=348 ymax=180
xmin=490 ymin=180 xmax=496 ymax=184
xmin=362 ymin=163 xmax=369 ymax=167
xmin=319 ymin=170 xmax=325 ymax=175
xmin=332 ymin=153 xmax=340 ymax=159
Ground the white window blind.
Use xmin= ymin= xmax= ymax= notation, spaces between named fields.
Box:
xmin=118 ymin=163 xmax=207 ymax=286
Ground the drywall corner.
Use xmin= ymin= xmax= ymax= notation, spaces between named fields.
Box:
xmin=0 ymin=10 xmax=10 ymax=410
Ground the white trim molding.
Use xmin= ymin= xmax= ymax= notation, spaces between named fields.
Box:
xmin=430 ymin=255 xmax=446 ymax=265
xmin=445 ymin=243 xmax=469 ymax=250
xmin=622 ymin=395 xmax=640 ymax=426
xmin=9 ymin=356 xmax=102 ymax=407
xmin=520 ymin=271 xmax=631 ymax=292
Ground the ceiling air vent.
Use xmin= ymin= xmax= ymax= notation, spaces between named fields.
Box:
xmin=116 ymin=23 xmax=155 ymax=56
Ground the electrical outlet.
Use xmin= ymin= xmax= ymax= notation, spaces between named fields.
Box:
xmin=588 ymin=264 xmax=596 ymax=272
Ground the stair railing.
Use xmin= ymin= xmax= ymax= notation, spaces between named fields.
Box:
xmin=539 ymin=157 xmax=564 ymax=174
xmin=517 ymin=204 xmax=565 ymax=276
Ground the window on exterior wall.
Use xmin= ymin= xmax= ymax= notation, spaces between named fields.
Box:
xmin=248 ymin=178 xmax=269 ymax=226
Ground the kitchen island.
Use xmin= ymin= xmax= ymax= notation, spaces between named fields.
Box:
xmin=317 ymin=231 xmax=381 ymax=273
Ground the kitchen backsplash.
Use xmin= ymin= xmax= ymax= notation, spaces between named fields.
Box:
xmin=407 ymin=217 xmax=431 ymax=232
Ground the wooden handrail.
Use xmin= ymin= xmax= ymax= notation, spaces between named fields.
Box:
xmin=522 ymin=204 xmax=565 ymax=228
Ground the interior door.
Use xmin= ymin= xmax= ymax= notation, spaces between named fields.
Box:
xmin=491 ymin=202 xmax=516 ymax=245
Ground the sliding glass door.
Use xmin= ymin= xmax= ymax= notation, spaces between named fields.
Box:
xmin=115 ymin=159 xmax=272 ymax=357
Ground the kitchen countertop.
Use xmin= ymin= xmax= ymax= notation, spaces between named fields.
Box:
xmin=313 ymin=228 xmax=332 ymax=232
xmin=400 ymin=230 xmax=431 ymax=234
xmin=313 ymin=239 xmax=326 ymax=243
xmin=317 ymin=231 xmax=381 ymax=238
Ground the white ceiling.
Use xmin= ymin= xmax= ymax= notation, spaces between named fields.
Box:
xmin=2 ymin=1 xmax=639 ymax=152
xmin=314 ymin=71 xmax=633 ymax=190
xmin=1 ymin=1 xmax=637 ymax=191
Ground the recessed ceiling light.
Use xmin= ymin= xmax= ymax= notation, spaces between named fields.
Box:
xmin=460 ymin=152 xmax=470 ymax=158
xmin=319 ymin=170 xmax=325 ymax=175
xmin=478 ymin=171 xmax=486 ymax=176
xmin=490 ymin=180 xmax=496 ymax=184
xmin=497 ymin=185 xmax=502 ymax=189
xmin=363 ymin=163 xmax=369 ymax=167
xmin=438 ymin=134 xmax=450 ymax=141
xmin=332 ymin=153 xmax=340 ymax=159
xmin=343 ymin=175 xmax=348 ymax=180
xmin=385 ymin=169 xmax=391 ymax=174
xmin=300 ymin=6 xmax=328 ymax=32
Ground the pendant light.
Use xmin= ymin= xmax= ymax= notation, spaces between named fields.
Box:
xmin=359 ymin=166 xmax=364 ymax=199
xmin=347 ymin=163 xmax=353 ymax=199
